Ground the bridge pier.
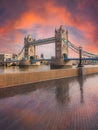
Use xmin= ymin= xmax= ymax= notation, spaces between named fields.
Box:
xmin=78 ymin=46 xmax=83 ymax=68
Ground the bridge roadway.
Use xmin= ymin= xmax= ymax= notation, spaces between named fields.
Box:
xmin=31 ymin=37 xmax=55 ymax=46
xmin=64 ymin=58 xmax=98 ymax=60
xmin=33 ymin=37 xmax=98 ymax=58
xmin=30 ymin=36 xmax=97 ymax=58
xmin=30 ymin=58 xmax=98 ymax=62
xmin=1 ymin=57 xmax=98 ymax=65
xmin=17 ymin=36 xmax=98 ymax=61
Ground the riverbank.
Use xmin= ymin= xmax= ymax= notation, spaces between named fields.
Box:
xmin=0 ymin=66 xmax=98 ymax=88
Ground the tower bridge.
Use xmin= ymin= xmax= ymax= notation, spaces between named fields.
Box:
xmin=7 ymin=25 xmax=98 ymax=67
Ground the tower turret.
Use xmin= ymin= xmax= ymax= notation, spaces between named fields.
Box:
xmin=24 ymin=35 xmax=35 ymax=59
xmin=55 ymin=25 xmax=68 ymax=59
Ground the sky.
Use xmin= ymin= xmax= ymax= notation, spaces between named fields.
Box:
xmin=0 ymin=0 xmax=98 ymax=58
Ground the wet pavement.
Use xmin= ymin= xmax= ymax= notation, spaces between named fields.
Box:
xmin=0 ymin=74 xmax=98 ymax=130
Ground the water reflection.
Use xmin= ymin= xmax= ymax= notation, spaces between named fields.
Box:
xmin=55 ymin=79 xmax=70 ymax=106
xmin=0 ymin=80 xmax=55 ymax=99
xmin=0 ymin=65 xmax=50 ymax=74
xmin=79 ymin=76 xmax=84 ymax=103
xmin=78 ymin=67 xmax=86 ymax=104
xmin=78 ymin=75 xmax=85 ymax=104
xmin=0 ymin=75 xmax=85 ymax=105
xmin=0 ymin=74 xmax=98 ymax=129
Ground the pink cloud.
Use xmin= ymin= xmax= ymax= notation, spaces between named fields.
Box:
xmin=0 ymin=0 xmax=97 ymax=56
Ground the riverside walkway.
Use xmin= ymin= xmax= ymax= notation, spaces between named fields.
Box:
xmin=0 ymin=74 xmax=98 ymax=130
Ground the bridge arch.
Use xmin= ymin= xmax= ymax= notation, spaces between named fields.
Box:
xmin=63 ymin=53 xmax=67 ymax=59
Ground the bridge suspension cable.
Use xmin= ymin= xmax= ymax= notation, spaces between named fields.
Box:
xmin=62 ymin=38 xmax=98 ymax=58
xmin=17 ymin=46 xmax=25 ymax=60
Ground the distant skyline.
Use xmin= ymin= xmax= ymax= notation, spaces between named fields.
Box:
xmin=0 ymin=0 xmax=98 ymax=58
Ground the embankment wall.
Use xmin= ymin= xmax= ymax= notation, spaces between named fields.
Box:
xmin=0 ymin=67 xmax=98 ymax=88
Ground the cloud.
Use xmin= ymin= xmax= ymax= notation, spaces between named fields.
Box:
xmin=0 ymin=0 xmax=98 ymax=56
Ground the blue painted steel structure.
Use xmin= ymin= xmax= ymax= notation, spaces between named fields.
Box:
xmin=4 ymin=26 xmax=98 ymax=66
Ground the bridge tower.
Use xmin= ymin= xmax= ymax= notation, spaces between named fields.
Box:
xmin=55 ymin=25 xmax=68 ymax=59
xmin=24 ymin=35 xmax=35 ymax=59
xmin=51 ymin=25 xmax=70 ymax=69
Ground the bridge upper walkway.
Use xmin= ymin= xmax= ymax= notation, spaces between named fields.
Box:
xmin=31 ymin=37 xmax=55 ymax=46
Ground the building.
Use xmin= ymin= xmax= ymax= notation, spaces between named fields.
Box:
xmin=0 ymin=53 xmax=13 ymax=64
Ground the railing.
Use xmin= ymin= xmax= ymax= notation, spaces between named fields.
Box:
xmin=64 ymin=58 xmax=98 ymax=60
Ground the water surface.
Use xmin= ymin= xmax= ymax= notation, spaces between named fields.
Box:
xmin=0 ymin=64 xmax=98 ymax=74
xmin=0 ymin=74 xmax=98 ymax=130
xmin=0 ymin=65 xmax=50 ymax=74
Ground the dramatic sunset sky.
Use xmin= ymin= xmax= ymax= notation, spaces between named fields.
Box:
xmin=0 ymin=0 xmax=98 ymax=57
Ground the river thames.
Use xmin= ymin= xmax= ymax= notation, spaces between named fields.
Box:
xmin=1 ymin=64 xmax=98 ymax=74
xmin=0 ymin=65 xmax=50 ymax=74
xmin=0 ymin=65 xmax=98 ymax=130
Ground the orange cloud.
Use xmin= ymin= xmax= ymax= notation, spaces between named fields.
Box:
xmin=0 ymin=0 xmax=97 ymax=55
xmin=14 ymin=12 xmax=45 ymax=30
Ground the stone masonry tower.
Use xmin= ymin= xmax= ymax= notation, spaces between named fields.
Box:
xmin=24 ymin=35 xmax=35 ymax=59
xmin=55 ymin=25 xmax=68 ymax=59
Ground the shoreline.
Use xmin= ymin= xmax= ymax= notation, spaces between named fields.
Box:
xmin=0 ymin=67 xmax=98 ymax=88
